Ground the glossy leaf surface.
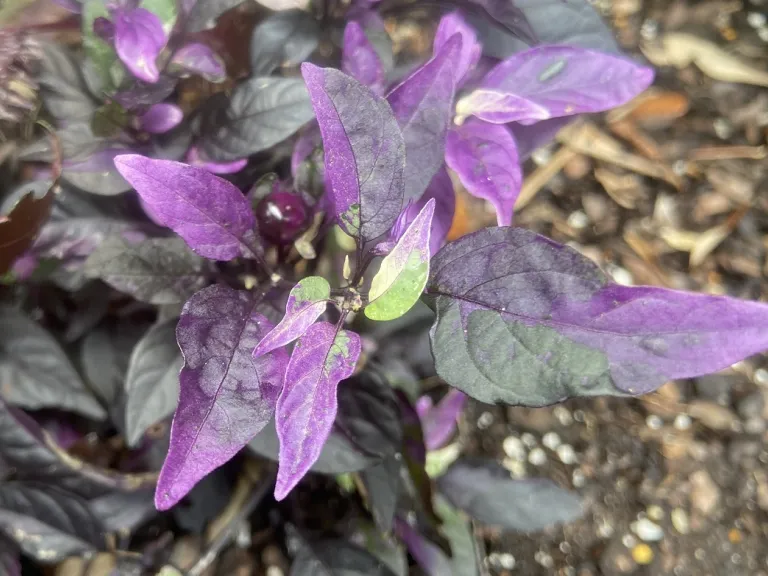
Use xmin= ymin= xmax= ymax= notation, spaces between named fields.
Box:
xmin=302 ymin=64 xmax=404 ymax=241
xmin=427 ymin=227 xmax=768 ymax=405
xmin=275 ymin=322 xmax=361 ymax=499
xmin=114 ymin=155 xmax=258 ymax=261
xmin=252 ymin=276 xmax=330 ymax=358
xmin=444 ymin=120 xmax=521 ymax=226
xmin=155 ymin=285 xmax=288 ymax=510
xmin=366 ymin=199 xmax=434 ymax=321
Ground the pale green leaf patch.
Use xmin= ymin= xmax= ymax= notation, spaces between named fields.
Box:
xmin=365 ymin=199 xmax=435 ymax=321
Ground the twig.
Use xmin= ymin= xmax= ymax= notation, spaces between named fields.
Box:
xmin=688 ymin=145 xmax=767 ymax=162
xmin=515 ymin=146 xmax=578 ymax=211
xmin=185 ymin=470 xmax=275 ymax=576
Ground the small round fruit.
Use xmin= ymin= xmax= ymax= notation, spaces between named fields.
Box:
xmin=256 ymin=191 xmax=309 ymax=245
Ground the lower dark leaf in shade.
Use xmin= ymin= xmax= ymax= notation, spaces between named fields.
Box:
xmin=392 ymin=518 xmax=452 ymax=576
xmin=349 ymin=521 xmax=407 ymax=576
xmin=0 ymin=482 xmax=105 ymax=563
xmin=36 ymin=42 xmax=99 ymax=124
xmin=435 ymin=496 xmax=482 ymax=576
xmin=0 ymin=307 xmax=106 ymax=420
xmin=360 ymin=454 xmax=401 ymax=533
xmin=335 ymin=370 xmax=402 ymax=460
xmin=0 ymin=399 xmax=156 ymax=499
xmin=171 ymin=467 xmax=233 ymax=534
xmin=184 ymin=0 xmax=246 ymax=33
xmin=124 ymin=317 xmax=183 ymax=448
xmin=0 ymin=536 xmax=20 ymax=576
xmin=290 ymin=535 xmax=398 ymax=576
xmin=83 ymin=236 xmax=207 ymax=305
xmin=436 ymin=458 xmax=583 ymax=532
xmin=0 ymin=180 xmax=54 ymax=276
xmin=197 ymin=77 xmax=314 ymax=162
xmin=88 ymin=489 xmax=157 ymax=533
xmin=248 ymin=418 xmax=376 ymax=475
xmin=249 ymin=10 xmax=320 ymax=76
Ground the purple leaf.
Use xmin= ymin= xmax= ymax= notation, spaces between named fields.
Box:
xmin=302 ymin=63 xmax=405 ymax=242
xmin=472 ymin=0 xmax=537 ymax=45
xmin=456 ymin=45 xmax=654 ymax=125
xmin=114 ymin=77 xmax=178 ymax=110
xmin=290 ymin=124 xmax=321 ymax=178
xmin=433 ymin=12 xmax=481 ymax=86
xmin=342 ymin=21 xmax=385 ymax=95
xmin=170 ymin=42 xmax=226 ymax=83
xmin=252 ymin=277 xmax=330 ymax=358
xmin=114 ymin=7 xmax=168 ymax=83
xmin=114 ymin=155 xmax=257 ymax=260
xmin=93 ymin=16 xmax=116 ymax=42
xmin=366 ymin=199 xmax=435 ymax=322
xmin=420 ymin=389 xmax=467 ymax=451
xmin=155 ymin=285 xmax=288 ymax=510
xmin=387 ymin=35 xmax=459 ymax=202
xmin=427 ymin=227 xmax=768 ymax=406
xmin=445 ymin=119 xmax=521 ymax=226
xmin=509 ymin=116 xmax=571 ymax=161
xmin=138 ymin=103 xmax=183 ymax=134
xmin=394 ymin=518 xmax=453 ymax=576
xmin=275 ymin=322 xmax=361 ymax=500
xmin=414 ymin=167 xmax=455 ymax=257
xmin=185 ymin=146 xmax=247 ymax=175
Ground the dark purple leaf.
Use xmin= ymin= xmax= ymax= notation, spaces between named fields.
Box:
xmin=36 ymin=42 xmax=98 ymax=123
xmin=114 ymin=7 xmax=168 ymax=83
xmin=509 ymin=116 xmax=571 ymax=160
xmin=428 ymin=227 xmax=768 ymax=405
xmin=93 ymin=16 xmax=116 ymax=42
xmin=252 ymin=277 xmax=330 ymax=358
xmin=419 ymin=389 xmax=466 ymax=451
xmin=444 ymin=119 xmax=521 ymax=226
xmin=416 ymin=167 xmax=454 ymax=256
xmin=183 ymin=0 xmax=245 ymax=33
xmin=433 ymin=12 xmax=481 ymax=86
xmin=250 ymin=9 xmax=320 ymax=76
xmin=291 ymin=536 xmax=398 ymax=576
xmin=114 ymin=155 xmax=259 ymax=260
xmin=185 ymin=146 xmax=247 ymax=174
xmin=124 ymin=317 xmax=183 ymax=447
xmin=155 ymin=285 xmax=288 ymax=510
xmin=0 ymin=399 xmax=156 ymax=498
xmin=394 ymin=518 xmax=452 ymax=576
xmin=65 ymin=148 xmax=136 ymax=196
xmin=386 ymin=36 xmax=459 ymax=203
xmin=138 ymin=103 xmax=184 ymax=133
xmin=114 ymin=76 xmax=178 ymax=110
xmin=88 ymin=489 xmax=157 ymax=533
xmin=456 ymin=45 xmax=654 ymax=125
xmin=0 ymin=307 xmax=105 ymax=420
xmin=198 ymin=77 xmax=314 ymax=161
xmin=169 ymin=42 xmax=226 ymax=82
xmin=0 ymin=537 xmax=20 ymax=576
xmin=0 ymin=483 xmax=104 ymax=563
xmin=437 ymin=458 xmax=583 ymax=531
xmin=343 ymin=21 xmax=385 ymax=95
xmin=275 ymin=321 xmax=361 ymax=500
xmin=291 ymin=123 xmax=321 ymax=178
xmin=471 ymin=0 xmax=536 ymax=45
xmin=302 ymin=64 xmax=404 ymax=241
xmin=435 ymin=496 xmax=483 ymax=576
xmin=83 ymin=236 xmax=207 ymax=304
xmin=360 ymin=455 xmax=401 ymax=532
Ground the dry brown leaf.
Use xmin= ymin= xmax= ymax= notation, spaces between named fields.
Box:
xmin=689 ymin=225 xmax=731 ymax=267
xmin=607 ymin=89 xmax=690 ymax=128
xmin=558 ymin=122 xmax=681 ymax=188
xmin=642 ymin=33 xmax=768 ymax=87
xmin=595 ymin=167 xmax=642 ymax=209
xmin=608 ymin=119 xmax=664 ymax=160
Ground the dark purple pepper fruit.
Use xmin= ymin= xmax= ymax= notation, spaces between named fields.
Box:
xmin=256 ymin=191 xmax=309 ymax=245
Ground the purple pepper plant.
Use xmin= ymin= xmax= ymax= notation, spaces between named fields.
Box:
xmin=2 ymin=0 xmax=768 ymax=573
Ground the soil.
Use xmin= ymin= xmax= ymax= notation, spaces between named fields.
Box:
xmin=459 ymin=1 xmax=768 ymax=574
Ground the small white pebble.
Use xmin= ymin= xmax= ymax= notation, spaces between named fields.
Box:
xmin=754 ymin=368 xmax=768 ymax=385
xmin=542 ymin=432 xmax=562 ymax=450
xmin=567 ymin=210 xmax=589 ymax=230
xmin=498 ymin=553 xmax=516 ymax=570
xmin=674 ymin=413 xmax=692 ymax=430
xmin=632 ymin=518 xmax=664 ymax=542
xmin=713 ymin=118 xmax=733 ymax=140
xmin=647 ymin=505 xmax=665 ymax=522
xmin=521 ymin=433 xmax=538 ymax=448
xmin=554 ymin=406 xmax=574 ymax=426
xmin=747 ymin=11 xmax=767 ymax=27
xmin=640 ymin=19 xmax=658 ymax=40
xmin=622 ymin=534 xmax=637 ymax=548
xmin=531 ymin=147 xmax=552 ymax=166
xmin=597 ymin=519 xmax=614 ymax=538
xmin=529 ymin=447 xmax=547 ymax=466
xmin=266 ymin=567 xmax=284 ymax=576
xmin=572 ymin=469 xmax=586 ymax=487
xmin=477 ymin=411 xmax=494 ymax=429
xmin=504 ymin=458 xmax=527 ymax=478
xmin=557 ymin=444 xmax=578 ymax=465
xmin=646 ymin=414 xmax=663 ymax=430
xmin=502 ymin=436 xmax=526 ymax=461
xmin=534 ymin=551 xmax=554 ymax=568
xmin=671 ymin=508 xmax=690 ymax=535
xmin=759 ymin=27 xmax=768 ymax=42
xmin=609 ymin=266 xmax=634 ymax=286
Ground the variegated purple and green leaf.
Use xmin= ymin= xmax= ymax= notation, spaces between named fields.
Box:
xmin=302 ymin=63 xmax=404 ymax=242
xmin=114 ymin=155 xmax=259 ymax=260
xmin=455 ymin=45 xmax=654 ymax=125
xmin=366 ymin=199 xmax=435 ymax=322
xmin=252 ymin=277 xmax=331 ymax=358
xmin=444 ymin=119 xmax=521 ymax=226
xmin=155 ymin=285 xmax=288 ymax=510
xmin=275 ymin=321 xmax=361 ymax=500
xmin=427 ymin=227 xmax=768 ymax=406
